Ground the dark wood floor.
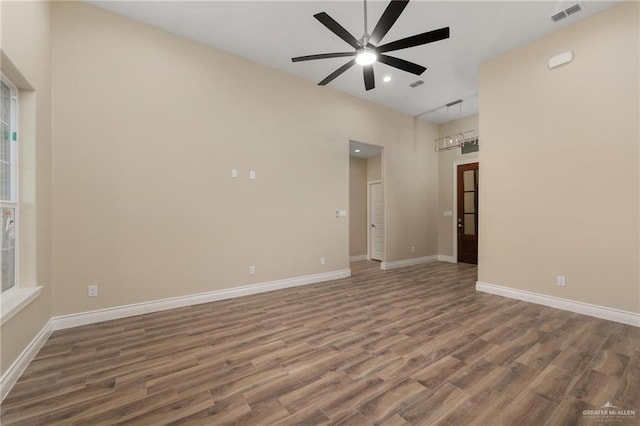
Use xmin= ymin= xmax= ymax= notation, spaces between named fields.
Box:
xmin=2 ymin=261 xmax=639 ymax=425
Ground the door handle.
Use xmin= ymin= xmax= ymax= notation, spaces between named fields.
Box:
xmin=458 ymin=224 xmax=463 ymax=228
xmin=371 ymin=224 xmax=376 ymax=228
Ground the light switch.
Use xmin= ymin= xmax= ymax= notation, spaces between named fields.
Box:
xmin=231 ymin=169 xmax=238 ymax=178
xmin=336 ymin=210 xmax=347 ymax=218
xmin=557 ymin=275 xmax=566 ymax=287
xmin=249 ymin=171 xmax=256 ymax=180
xmin=443 ymin=211 xmax=453 ymax=217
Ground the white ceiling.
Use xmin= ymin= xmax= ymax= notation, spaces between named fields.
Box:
xmin=89 ymin=0 xmax=619 ymax=123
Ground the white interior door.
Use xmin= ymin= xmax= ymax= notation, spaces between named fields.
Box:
xmin=369 ymin=182 xmax=384 ymax=261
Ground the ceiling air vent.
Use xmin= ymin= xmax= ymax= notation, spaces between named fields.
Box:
xmin=565 ymin=3 xmax=582 ymax=16
xmin=409 ymin=80 xmax=424 ymax=88
xmin=551 ymin=3 xmax=582 ymax=22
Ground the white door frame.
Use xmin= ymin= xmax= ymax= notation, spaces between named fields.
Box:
xmin=452 ymin=159 xmax=479 ymax=263
xmin=367 ymin=180 xmax=383 ymax=261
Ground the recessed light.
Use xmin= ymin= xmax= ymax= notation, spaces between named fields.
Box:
xmin=354 ymin=149 xmax=361 ymax=153
xmin=383 ymin=76 xmax=391 ymax=83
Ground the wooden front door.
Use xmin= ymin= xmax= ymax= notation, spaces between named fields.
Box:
xmin=457 ymin=163 xmax=479 ymax=264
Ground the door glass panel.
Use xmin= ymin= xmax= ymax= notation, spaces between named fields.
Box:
xmin=464 ymin=213 xmax=476 ymax=235
xmin=463 ymin=170 xmax=475 ymax=191
xmin=464 ymin=192 xmax=475 ymax=213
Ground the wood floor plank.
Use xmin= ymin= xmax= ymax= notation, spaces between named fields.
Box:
xmin=56 ymin=387 xmax=168 ymax=425
xmin=544 ymin=396 xmax=595 ymax=426
xmin=492 ymin=391 xmax=557 ymax=426
xmin=439 ymin=389 xmax=509 ymax=426
xmin=397 ymin=382 xmax=468 ymax=425
xmin=614 ymin=350 xmax=640 ymax=407
xmin=278 ymin=370 xmax=352 ymax=413
xmin=358 ymin=378 xmax=428 ymax=423
xmin=342 ymin=350 xmax=403 ymax=380
xmin=592 ymin=350 xmax=631 ymax=378
xmin=447 ymin=359 xmax=505 ymax=395
xmin=218 ymin=398 xmax=290 ymax=426
xmin=278 ymin=404 xmax=330 ymax=425
xmin=331 ymin=410 xmax=372 ymax=426
xmin=410 ymin=355 xmax=464 ymax=390
xmin=163 ymin=395 xmax=253 ymax=426
xmin=1 ymin=260 xmax=638 ymax=425
xmin=526 ymin=364 xmax=576 ymax=404
xmin=115 ymin=391 xmax=214 ymax=425
xmin=487 ymin=361 xmax=538 ymax=396
xmin=569 ymin=367 xmax=621 ymax=406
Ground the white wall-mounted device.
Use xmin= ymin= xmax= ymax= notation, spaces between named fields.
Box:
xmin=549 ymin=51 xmax=573 ymax=69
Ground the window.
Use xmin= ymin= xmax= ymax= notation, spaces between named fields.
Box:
xmin=1 ymin=75 xmax=17 ymax=293
xmin=461 ymin=138 xmax=479 ymax=155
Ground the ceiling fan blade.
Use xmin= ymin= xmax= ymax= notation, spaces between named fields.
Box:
xmin=363 ymin=65 xmax=375 ymax=91
xmin=314 ymin=12 xmax=362 ymax=49
xmin=292 ymin=52 xmax=356 ymax=62
xmin=377 ymin=54 xmax=426 ymax=75
xmin=369 ymin=0 xmax=410 ymax=46
xmin=319 ymin=59 xmax=356 ymax=86
xmin=377 ymin=27 xmax=450 ymax=53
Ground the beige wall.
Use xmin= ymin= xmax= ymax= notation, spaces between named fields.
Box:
xmin=50 ymin=2 xmax=439 ymax=316
xmin=367 ymin=155 xmax=382 ymax=182
xmin=385 ymin=123 xmax=439 ymax=261
xmin=479 ymin=2 xmax=639 ymax=313
xmin=349 ymin=157 xmax=367 ymax=257
xmin=0 ymin=1 xmax=53 ymax=375
xmin=437 ymin=114 xmax=479 ymax=257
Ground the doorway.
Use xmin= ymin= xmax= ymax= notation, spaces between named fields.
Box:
xmin=456 ymin=162 xmax=478 ymax=264
xmin=348 ymin=140 xmax=383 ymax=265
xmin=368 ymin=181 xmax=384 ymax=261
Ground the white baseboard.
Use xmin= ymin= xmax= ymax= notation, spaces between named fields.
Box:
xmin=52 ymin=269 xmax=351 ymax=331
xmin=437 ymin=255 xmax=456 ymax=263
xmin=381 ymin=255 xmax=438 ymax=270
xmin=349 ymin=255 xmax=367 ymax=262
xmin=476 ymin=281 xmax=640 ymax=327
xmin=1 ymin=319 xmax=53 ymax=402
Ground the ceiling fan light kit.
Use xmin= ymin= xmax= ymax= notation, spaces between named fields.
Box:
xmin=356 ymin=49 xmax=377 ymax=66
xmin=292 ymin=0 xmax=450 ymax=91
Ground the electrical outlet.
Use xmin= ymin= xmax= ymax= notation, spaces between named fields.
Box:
xmin=557 ymin=275 xmax=566 ymax=287
xmin=320 ymin=257 xmax=326 ymax=265
xmin=88 ymin=284 xmax=98 ymax=297
xmin=411 ymin=246 xmax=415 ymax=253
xmin=249 ymin=265 xmax=256 ymax=275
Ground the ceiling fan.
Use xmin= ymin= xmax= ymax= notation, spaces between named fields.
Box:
xmin=291 ymin=0 xmax=450 ymax=91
